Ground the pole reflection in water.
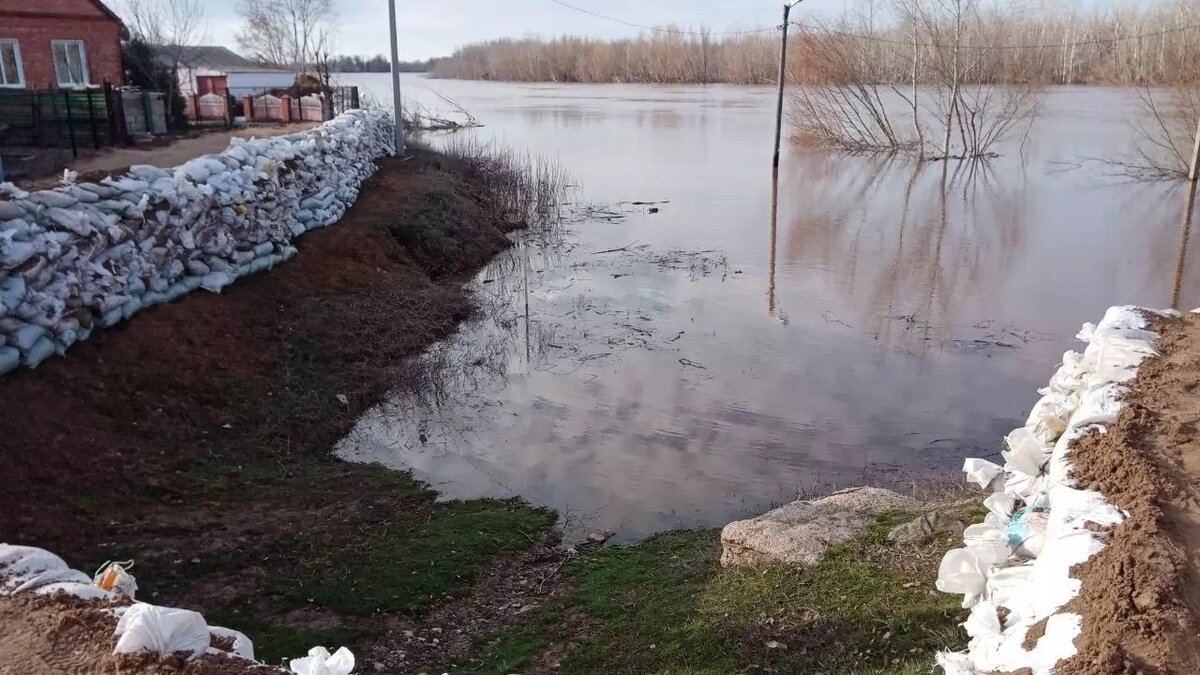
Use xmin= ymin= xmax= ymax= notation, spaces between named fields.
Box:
xmin=768 ymin=167 xmax=781 ymax=322
xmin=1173 ymin=181 xmax=1199 ymax=310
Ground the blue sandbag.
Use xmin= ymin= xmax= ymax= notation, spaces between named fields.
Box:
xmin=0 ymin=346 xmax=19 ymax=375
xmin=165 ymin=283 xmax=189 ymax=302
xmin=100 ymin=307 xmax=124 ymax=328
xmin=12 ymin=324 xmax=47 ymax=351
xmin=182 ymin=276 xmax=204 ymax=292
xmin=141 ymin=291 xmax=166 ymax=307
xmin=121 ymin=297 xmax=143 ymax=320
xmin=22 ymin=337 xmax=56 ymax=368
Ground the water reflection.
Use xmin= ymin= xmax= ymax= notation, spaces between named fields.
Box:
xmin=1173 ymin=182 xmax=1199 ymax=309
xmin=334 ymin=74 xmax=1200 ymax=539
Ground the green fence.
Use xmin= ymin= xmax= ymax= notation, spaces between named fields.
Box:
xmin=0 ymin=87 xmax=123 ymax=155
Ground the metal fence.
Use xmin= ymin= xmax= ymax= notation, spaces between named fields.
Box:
xmin=0 ymin=86 xmax=123 ymax=155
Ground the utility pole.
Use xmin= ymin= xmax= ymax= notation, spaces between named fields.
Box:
xmin=1189 ymin=116 xmax=1200 ymax=181
xmin=387 ymin=0 xmax=406 ymax=156
xmin=773 ymin=1 xmax=803 ymax=169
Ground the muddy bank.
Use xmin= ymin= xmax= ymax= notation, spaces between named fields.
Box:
xmin=0 ymin=149 xmax=563 ymax=669
xmin=1058 ymin=313 xmax=1200 ymax=674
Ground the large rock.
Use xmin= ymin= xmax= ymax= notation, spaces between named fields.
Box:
xmin=720 ymin=487 xmax=916 ymax=567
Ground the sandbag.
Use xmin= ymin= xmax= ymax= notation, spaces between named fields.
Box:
xmin=0 ymin=545 xmax=90 ymax=594
xmin=113 ymin=603 xmax=210 ymax=660
xmin=289 ymin=646 xmax=355 ymax=675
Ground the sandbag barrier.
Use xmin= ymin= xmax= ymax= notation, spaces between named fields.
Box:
xmin=935 ymin=306 xmax=1168 ymax=674
xmin=0 ymin=109 xmax=395 ymax=377
xmin=0 ymin=543 xmax=355 ymax=673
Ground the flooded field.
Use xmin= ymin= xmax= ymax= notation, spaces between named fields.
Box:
xmin=334 ymin=73 xmax=1200 ymax=539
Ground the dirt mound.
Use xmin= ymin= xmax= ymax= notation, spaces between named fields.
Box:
xmin=0 ymin=594 xmax=279 ymax=674
xmin=1057 ymin=313 xmax=1200 ymax=674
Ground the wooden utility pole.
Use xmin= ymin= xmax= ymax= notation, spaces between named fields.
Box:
xmin=387 ymin=0 xmax=406 ymax=156
xmin=1189 ymin=116 xmax=1200 ymax=181
xmin=773 ymin=1 xmax=803 ymax=169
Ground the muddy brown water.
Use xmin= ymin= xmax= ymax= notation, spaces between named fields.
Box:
xmin=334 ymin=74 xmax=1200 ymax=540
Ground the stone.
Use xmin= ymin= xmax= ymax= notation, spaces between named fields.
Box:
xmin=720 ymin=487 xmax=916 ymax=567
xmin=887 ymin=510 xmax=966 ymax=544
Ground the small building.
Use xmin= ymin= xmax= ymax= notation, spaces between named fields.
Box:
xmin=156 ymin=46 xmax=294 ymax=100
xmin=0 ymin=0 xmax=125 ymax=89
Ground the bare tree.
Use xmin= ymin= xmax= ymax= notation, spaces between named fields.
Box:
xmin=120 ymin=0 xmax=206 ymax=82
xmin=236 ymin=0 xmax=336 ymax=76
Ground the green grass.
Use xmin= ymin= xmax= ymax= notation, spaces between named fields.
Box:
xmin=205 ymin=608 xmax=365 ymax=667
xmin=273 ymin=499 xmax=558 ymax=617
xmin=449 ymin=514 xmax=968 ymax=675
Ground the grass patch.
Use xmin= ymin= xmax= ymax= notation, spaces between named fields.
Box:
xmin=452 ymin=513 xmax=968 ymax=675
xmin=275 ymin=499 xmax=558 ymax=617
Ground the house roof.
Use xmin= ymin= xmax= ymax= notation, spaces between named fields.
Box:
xmin=151 ymin=45 xmax=292 ymax=74
xmin=90 ymin=0 xmax=125 ymax=25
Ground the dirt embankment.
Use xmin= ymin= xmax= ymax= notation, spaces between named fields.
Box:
xmin=1056 ymin=313 xmax=1200 ymax=674
xmin=0 ymin=151 xmax=558 ymax=671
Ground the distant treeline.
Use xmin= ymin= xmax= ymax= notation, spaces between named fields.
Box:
xmin=432 ymin=2 xmax=1200 ymax=86
xmin=330 ymin=54 xmax=440 ymax=73
xmin=431 ymin=34 xmax=778 ymax=84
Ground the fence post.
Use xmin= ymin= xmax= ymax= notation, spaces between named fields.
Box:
xmin=85 ymin=89 xmax=101 ymax=149
xmin=30 ymin=90 xmax=41 ymax=146
xmin=62 ymin=90 xmax=78 ymax=158
xmin=243 ymin=95 xmax=254 ymax=122
xmin=142 ymin=91 xmax=154 ymax=134
xmin=350 ymin=86 xmax=359 ymax=110
xmin=281 ymin=94 xmax=292 ymax=123
xmin=191 ymin=93 xmax=200 ymax=121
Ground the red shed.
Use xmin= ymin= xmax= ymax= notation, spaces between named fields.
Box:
xmin=0 ymin=0 xmax=125 ymax=89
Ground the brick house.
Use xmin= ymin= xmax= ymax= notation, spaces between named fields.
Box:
xmin=0 ymin=0 xmax=125 ymax=90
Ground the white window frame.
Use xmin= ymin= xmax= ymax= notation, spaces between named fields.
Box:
xmin=51 ymin=39 xmax=90 ymax=88
xmin=0 ymin=39 xmax=25 ymax=88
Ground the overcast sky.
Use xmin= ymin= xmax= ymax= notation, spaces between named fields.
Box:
xmin=189 ymin=0 xmax=863 ymax=60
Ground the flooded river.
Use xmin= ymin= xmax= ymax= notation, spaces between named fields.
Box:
xmin=333 ymin=73 xmax=1200 ymax=539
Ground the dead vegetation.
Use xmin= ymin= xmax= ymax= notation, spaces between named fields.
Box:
xmin=790 ymin=0 xmax=1041 ymax=160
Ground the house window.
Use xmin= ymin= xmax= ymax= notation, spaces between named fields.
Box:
xmin=0 ymin=40 xmax=23 ymax=88
xmin=52 ymin=40 xmax=89 ymax=88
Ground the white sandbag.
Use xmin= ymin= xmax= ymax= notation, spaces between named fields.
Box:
xmin=208 ymin=626 xmax=255 ymax=661
xmin=936 ymin=547 xmax=989 ymax=600
xmin=113 ymin=603 xmax=210 ymax=660
xmin=289 ymin=646 xmax=356 ymax=675
xmin=963 ymin=458 xmax=1003 ymax=489
xmin=1002 ymin=428 xmax=1049 ymax=477
xmin=34 ymin=581 xmax=115 ymax=601
xmin=0 ymin=545 xmax=90 ymax=594
xmin=963 ymin=523 xmax=1010 ymax=565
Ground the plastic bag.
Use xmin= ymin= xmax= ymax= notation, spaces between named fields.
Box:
xmin=1006 ymin=507 xmax=1049 ymax=559
xmin=94 ymin=561 xmax=138 ymax=598
xmin=113 ymin=603 xmax=210 ymax=660
xmin=289 ymin=646 xmax=355 ymax=675
xmin=0 ymin=545 xmax=90 ymax=594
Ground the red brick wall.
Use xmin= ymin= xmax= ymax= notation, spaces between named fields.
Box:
xmin=0 ymin=0 xmax=125 ymax=88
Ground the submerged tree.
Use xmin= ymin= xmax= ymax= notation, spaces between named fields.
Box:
xmin=789 ymin=0 xmax=1040 ymax=161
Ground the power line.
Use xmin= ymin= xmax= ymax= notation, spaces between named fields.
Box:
xmin=544 ymin=0 xmax=778 ymax=37
xmin=790 ymin=19 xmax=1200 ymax=51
